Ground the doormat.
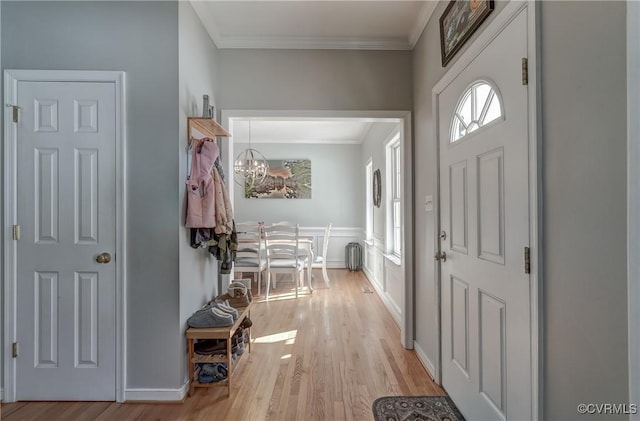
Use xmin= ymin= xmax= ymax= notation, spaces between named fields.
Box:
xmin=372 ymin=395 xmax=465 ymax=421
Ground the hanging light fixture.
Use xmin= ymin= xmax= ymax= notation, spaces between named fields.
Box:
xmin=233 ymin=120 xmax=269 ymax=188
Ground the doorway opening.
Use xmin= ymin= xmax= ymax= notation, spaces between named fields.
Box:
xmin=220 ymin=110 xmax=414 ymax=346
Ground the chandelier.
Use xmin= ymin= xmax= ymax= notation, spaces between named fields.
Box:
xmin=233 ymin=121 xmax=269 ymax=188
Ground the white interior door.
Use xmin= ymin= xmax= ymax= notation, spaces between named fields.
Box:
xmin=15 ymin=81 xmax=117 ymax=400
xmin=438 ymin=9 xmax=531 ymax=420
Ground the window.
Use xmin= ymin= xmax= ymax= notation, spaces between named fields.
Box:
xmin=365 ymin=160 xmax=373 ymax=240
xmin=450 ymin=81 xmax=503 ymax=143
xmin=386 ymin=134 xmax=402 ymax=257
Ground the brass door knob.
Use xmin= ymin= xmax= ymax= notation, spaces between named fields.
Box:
xmin=434 ymin=251 xmax=447 ymax=262
xmin=95 ymin=252 xmax=112 ymax=264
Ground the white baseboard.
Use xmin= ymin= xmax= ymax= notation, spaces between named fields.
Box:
xmin=326 ymin=260 xmax=345 ymax=268
xmin=362 ymin=269 xmax=401 ymax=327
xmin=312 ymin=261 xmax=345 ymax=269
xmin=414 ymin=341 xmax=438 ymax=383
xmin=124 ymin=382 xmax=188 ymax=402
xmin=1 ymin=387 xmax=4 ymax=402
xmin=363 ymin=266 xmax=382 ymax=291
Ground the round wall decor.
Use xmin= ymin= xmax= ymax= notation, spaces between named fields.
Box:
xmin=373 ymin=169 xmax=381 ymax=208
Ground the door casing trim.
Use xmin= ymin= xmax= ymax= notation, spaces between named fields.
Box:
xmin=431 ymin=1 xmax=541 ymax=419
xmin=2 ymin=69 xmax=127 ymax=403
xmin=627 ymin=1 xmax=640 ymax=418
xmin=220 ymin=109 xmax=414 ymax=347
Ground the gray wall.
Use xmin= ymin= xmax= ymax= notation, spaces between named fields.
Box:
xmin=216 ymin=49 xmax=412 ymax=111
xmin=541 ymin=2 xmax=628 ymax=419
xmin=412 ymin=1 xmax=629 ymax=419
xmin=233 ymin=142 xmax=362 ymax=227
xmin=1 ymin=1 xmax=182 ymax=389
xmin=178 ymin=1 xmax=221 ymax=387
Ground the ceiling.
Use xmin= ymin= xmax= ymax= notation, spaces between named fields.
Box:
xmin=230 ymin=119 xmax=379 ymax=144
xmin=190 ymin=1 xmax=437 ymax=50
xmin=193 ymin=2 xmax=419 ymax=143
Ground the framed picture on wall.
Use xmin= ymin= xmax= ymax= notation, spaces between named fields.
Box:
xmin=439 ymin=0 xmax=494 ymax=66
xmin=245 ymin=159 xmax=312 ymax=199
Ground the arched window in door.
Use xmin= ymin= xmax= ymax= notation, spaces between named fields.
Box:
xmin=450 ymin=80 xmax=503 ymax=143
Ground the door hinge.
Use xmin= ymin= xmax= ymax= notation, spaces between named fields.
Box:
xmin=12 ymin=342 xmax=18 ymax=358
xmin=12 ymin=224 xmax=20 ymax=241
xmin=522 ymin=58 xmax=529 ymax=86
xmin=5 ymin=104 xmax=22 ymax=123
xmin=524 ymin=246 xmax=531 ymax=274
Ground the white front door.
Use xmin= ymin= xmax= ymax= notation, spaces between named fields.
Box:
xmin=438 ymin=9 xmax=531 ymax=420
xmin=15 ymin=80 xmax=117 ymax=400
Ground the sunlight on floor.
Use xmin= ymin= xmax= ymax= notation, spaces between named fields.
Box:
xmin=253 ymin=329 xmax=298 ymax=344
xmin=253 ymin=290 xmax=313 ymax=303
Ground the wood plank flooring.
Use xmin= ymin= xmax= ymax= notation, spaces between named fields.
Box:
xmin=1 ymin=269 xmax=444 ymax=421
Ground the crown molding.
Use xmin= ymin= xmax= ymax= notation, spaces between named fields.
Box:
xmin=191 ymin=0 xmax=436 ymax=51
xmin=214 ymin=35 xmax=412 ymax=51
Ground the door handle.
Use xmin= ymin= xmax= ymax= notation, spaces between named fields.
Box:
xmin=95 ymin=252 xmax=112 ymax=264
xmin=434 ymin=251 xmax=447 ymax=262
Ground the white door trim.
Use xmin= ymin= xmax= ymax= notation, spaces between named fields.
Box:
xmin=628 ymin=1 xmax=640 ymax=418
xmin=431 ymin=1 xmax=540 ymax=418
xmin=220 ymin=109 xmax=414 ymax=347
xmin=2 ymin=70 xmax=127 ymax=403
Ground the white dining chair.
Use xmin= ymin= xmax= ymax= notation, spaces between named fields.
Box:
xmin=263 ymin=223 xmax=311 ymax=300
xmin=234 ymin=221 xmax=266 ymax=296
xmin=312 ymin=222 xmax=332 ymax=285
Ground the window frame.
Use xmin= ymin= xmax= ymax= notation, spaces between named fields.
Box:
xmin=450 ymin=79 xmax=504 ymax=144
xmin=385 ymin=132 xmax=402 ymax=258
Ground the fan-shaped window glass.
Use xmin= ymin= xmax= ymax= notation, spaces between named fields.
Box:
xmin=450 ymin=81 xmax=503 ymax=143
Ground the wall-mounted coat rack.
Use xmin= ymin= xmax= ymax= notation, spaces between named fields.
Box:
xmin=187 ymin=117 xmax=232 ymax=145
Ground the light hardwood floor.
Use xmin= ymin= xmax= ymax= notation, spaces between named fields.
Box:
xmin=1 ymin=269 xmax=444 ymax=421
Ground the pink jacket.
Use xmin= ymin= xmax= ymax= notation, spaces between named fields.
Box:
xmin=185 ymin=139 xmax=219 ymax=228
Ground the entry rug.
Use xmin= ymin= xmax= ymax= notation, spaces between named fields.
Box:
xmin=372 ymin=395 xmax=465 ymax=421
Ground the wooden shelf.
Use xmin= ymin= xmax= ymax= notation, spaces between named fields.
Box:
xmin=186 ymin=304 xmax=250 ymax=340
xmin=190 ymin=380 xmax=228 ymax=389
xmin=187 ymin=117 xmax=231 ymax=145
xmin=192 ymin=353 xmax=228 ymax=364
xmin=186 ymin=303 xmax=252 ymax=397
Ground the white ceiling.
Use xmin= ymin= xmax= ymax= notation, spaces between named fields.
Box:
xmin=190 ymin=1 xmax=437 ymax=50
xmin=231 ymin=119 xmax=376 ymax=144
xmin=193 ymin=2 xmax=419 ymax=143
